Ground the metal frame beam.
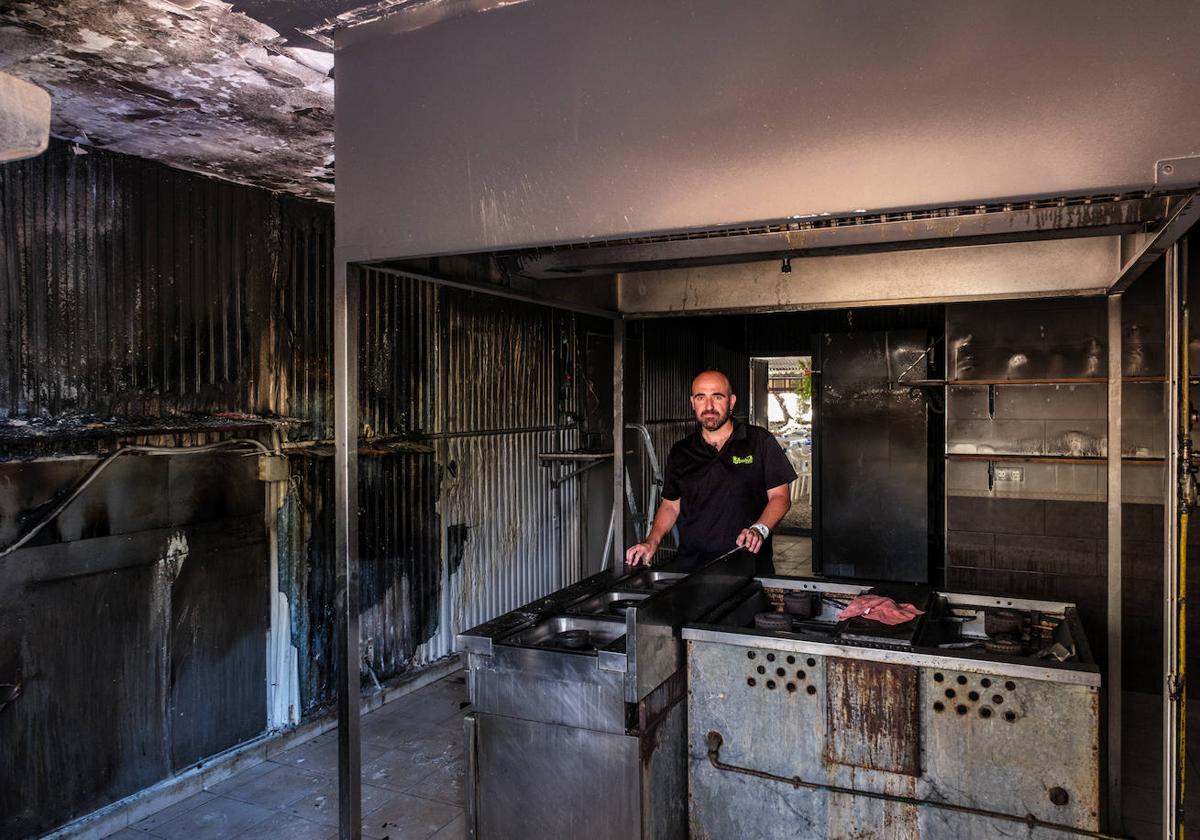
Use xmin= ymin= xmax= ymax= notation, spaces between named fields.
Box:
xmin=1163 ymin=244 xmax=1182 ymax=839
xmin=612 ymin=319 xmax=626 ymax=568
xmin=366 ymin=262 xmax=618 ymax=321
xmin=618 ymin=236 xmax=1116 ymax=318
xmin=513 ymin=195 xmax=1177 ymax=280
xmin=333 ymin=259 xmax=362 ymax=840
xmin=1105 ymin=292 xmax=1122 ymax=831
xmin=1109 ymin=193 xmax=1200 ymax=293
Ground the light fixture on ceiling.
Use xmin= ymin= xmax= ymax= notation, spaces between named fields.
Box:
xmin=781 ymin=257 xmax=792 ymax=274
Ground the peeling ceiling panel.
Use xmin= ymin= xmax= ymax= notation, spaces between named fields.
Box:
xmin=0 ymin=0 xmax=340 ymax=200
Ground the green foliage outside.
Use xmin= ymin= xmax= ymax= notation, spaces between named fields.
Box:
xmin=794 ymin=359 xmax=813 ymax=406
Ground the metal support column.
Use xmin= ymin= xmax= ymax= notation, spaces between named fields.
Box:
xmin=333 ymin=259 xmax=362 ymax=839
xmin=1164 ymin=244 xmax=1183 ymax=839
xmin=613 ymin=319 xmax=626 ymax=566
xmin=1106 ymin=291 xmax=1123 ymax=832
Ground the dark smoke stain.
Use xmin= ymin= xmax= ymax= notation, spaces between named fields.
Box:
xmin=447 ymin=523 xmax=470 ymax=577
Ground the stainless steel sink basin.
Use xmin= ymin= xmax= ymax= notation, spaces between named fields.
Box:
xmin=567 ymin=590 xmax=652 ymax=617
xmin=502 ymin=615 xmax=627 ymax=652
xmin=620 ymin=570 xmax=687 ymax=591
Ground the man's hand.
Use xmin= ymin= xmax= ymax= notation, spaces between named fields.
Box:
xmin=736 ymin=524 xmax=767 ymax=554
xmin=625 ymin=540 xmax=659 ymax=566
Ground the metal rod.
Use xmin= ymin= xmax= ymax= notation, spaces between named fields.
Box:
xmin=1176 ymin=240 xmax=1189 ymax=840
xmin=1105 ymin=291 xmax=1123 ymax=832
xmin=600 ymin=499 xmax=616 ymax=571
xmin=1163 ymin=243 xmax=1182 ymax=839
xmin=550 ymin=457 xmax=608 ymax=487
xmin=362 ymin=262 xmax=619 ymax=320
xmin=612 ymin=319 xmax=625 ymax=567
xmin=333 ymin=259 xmax=362 ymax=839
xmin=1109 ymin=192 xmax=1200 ymax=293
xmin=704 ymin=731 xmax=1131 ymax=840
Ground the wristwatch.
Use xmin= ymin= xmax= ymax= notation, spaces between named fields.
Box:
xmin=749 ymin=523 xmax=770 ymax=541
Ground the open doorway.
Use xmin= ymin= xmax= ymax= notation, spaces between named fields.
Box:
xmin=750 ymin=356 xmax=813 ymax=575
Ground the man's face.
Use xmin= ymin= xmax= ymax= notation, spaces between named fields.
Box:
xmin=690 ymin=373 xmax=736 ymax=432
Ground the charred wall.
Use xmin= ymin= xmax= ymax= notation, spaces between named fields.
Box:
xmin=292 ymin=270 xmax=596 ymax=711
xmin=0 ymin=141 xmax=599 ymax=836
xmin=941 ymin=278 xmax=1171 ymax=693
xmin=0 ymin=140 xmax=333 ymax=838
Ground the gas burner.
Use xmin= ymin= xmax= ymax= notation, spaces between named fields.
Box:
xmin=984 ymin=634 xmax=1024 ymax=655
xmin=754 ymin=612 xmax=793 ymax=632
xmin=783 ymin=591 xmax=817 ymax=618
xmin=985 ymin=608 xmax=1026 ymax=637
xmin=553 ymin=629 xmax=592 ymax=650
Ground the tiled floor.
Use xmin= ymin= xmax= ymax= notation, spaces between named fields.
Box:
xmin=108 ymin=674 xmax=470 ymax=840
xmin=772 ymin=534 xmax=813 ymax=577
xmin=96 ymin=614 xmax=1198 ymax=840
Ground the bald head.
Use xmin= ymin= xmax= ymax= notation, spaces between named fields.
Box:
xmin=691 ymin=370 xmax=732 ymax=397
xmin=690 ymin=370 xmax=736 ymax=433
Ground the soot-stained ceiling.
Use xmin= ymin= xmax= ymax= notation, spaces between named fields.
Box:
xmin=0 ymin=0 xmax=346 ymax=200
xmin=0 ymin=0 xmax=526 ymax=201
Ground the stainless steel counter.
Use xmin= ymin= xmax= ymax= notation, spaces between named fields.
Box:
xmin=457 ymin=549 xmax=756 ymax=840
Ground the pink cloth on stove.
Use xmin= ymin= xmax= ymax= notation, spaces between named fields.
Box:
xmin=836 ymin=594 xmax=925 ymax=626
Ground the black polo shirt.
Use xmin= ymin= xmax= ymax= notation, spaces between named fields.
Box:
xmin=662 ymin=420 xmax=797 ymax=573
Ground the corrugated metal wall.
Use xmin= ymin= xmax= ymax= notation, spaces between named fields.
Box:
xmin=0 ymin=142 xmax=593 ymax=836
xmin=313 ymin=270 xmax=588 ymax=694
xmin=0 ymin=140 xmax=332 ymax=421
xmin=630 ymin=316 xmax=748 ymax=546
xmin=0 ymin=140 xmax=330 ymax=838
xmin=431 ymin=280 xmax=584 ymax=656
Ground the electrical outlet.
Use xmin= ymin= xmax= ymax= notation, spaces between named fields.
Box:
xmin=994 ymin=467 xmax=1024 ymax=483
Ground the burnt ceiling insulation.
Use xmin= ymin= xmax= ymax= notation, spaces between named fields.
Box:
xmin=0 ymin=0 xmax=522 ymax=200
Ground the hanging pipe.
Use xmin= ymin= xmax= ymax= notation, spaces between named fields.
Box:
xmin=1178 ymin=510 xmax=1188 ymax=839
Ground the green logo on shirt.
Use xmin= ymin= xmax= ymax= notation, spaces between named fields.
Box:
xmin=732 ymin=455 xmax=754 ymax=465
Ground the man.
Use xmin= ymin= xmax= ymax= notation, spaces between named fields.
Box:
xmin=626 ymin=370 xmax=796 ymax=575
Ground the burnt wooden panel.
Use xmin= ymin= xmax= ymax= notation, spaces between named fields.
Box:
xmin=824 ymin=657 xmax=921 ymax=777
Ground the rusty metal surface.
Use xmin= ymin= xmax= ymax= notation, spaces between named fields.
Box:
xmin=825 ymin=658 xmax=921 ymax=777
xmin=687 ymin=637 xmax=1101 ymax=838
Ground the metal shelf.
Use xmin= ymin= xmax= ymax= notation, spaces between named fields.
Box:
xmin=909 ymin=376 xmax=1168 ymax=386
xmin=538 ymin=451 xmax=627 ymax=461
xmin=950 ymin=377 xmax=1104 ymax=385
xmin=945 ymin=453 xmax=1165 ymax=465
